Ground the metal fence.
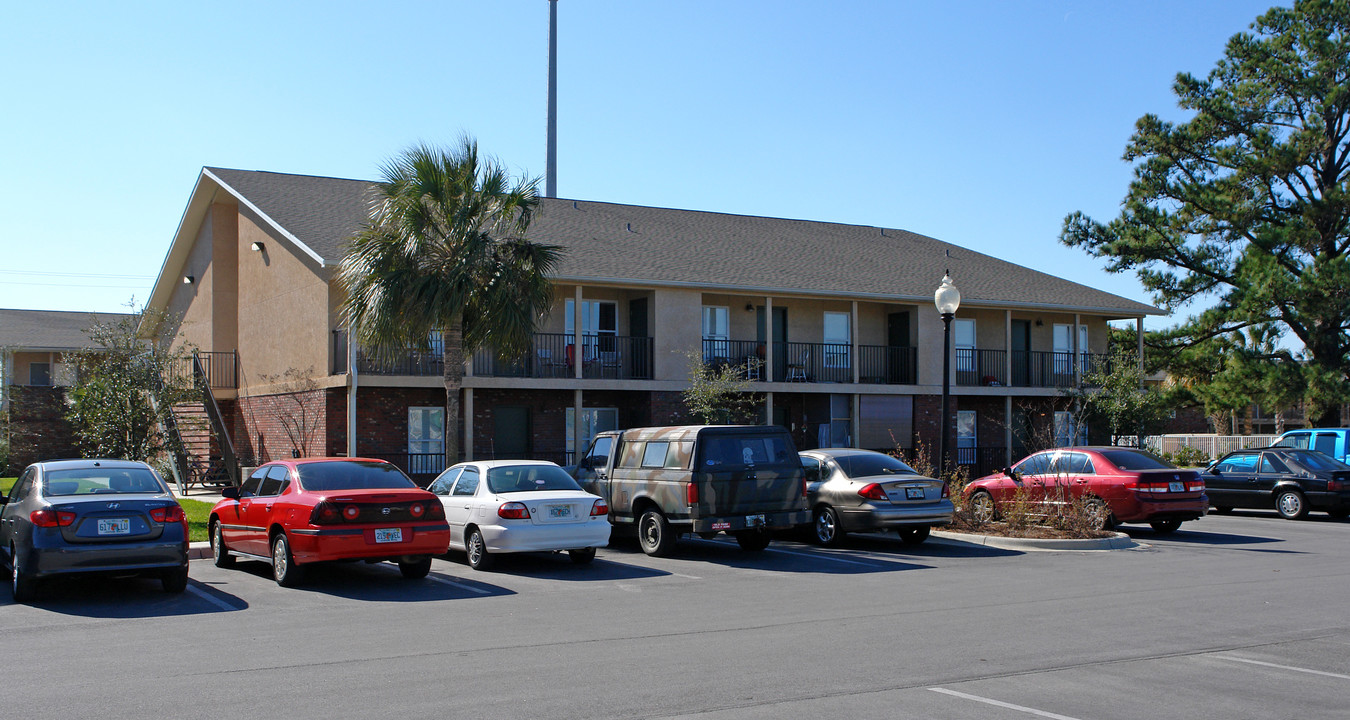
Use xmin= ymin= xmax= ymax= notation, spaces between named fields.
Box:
xmin=1144 ymin=434 xmax=1278 ymax=460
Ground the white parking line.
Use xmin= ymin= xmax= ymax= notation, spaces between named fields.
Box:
xmin=185 ymin=584 xmax=239 ymax=612
xmin=928 ymin=688 xmax=1086 ymax=720
xmin=1217 ymin=655 xmax=1350 ymax=680
xmin=426 ymin=574 xmax=491 ymax=595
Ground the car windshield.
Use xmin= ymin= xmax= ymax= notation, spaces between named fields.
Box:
xmin=295 ymin=461 xmax=416 ymax=491
xmin=1286 ymin=450 xmax=1350 ymax=472
xmin=1098 ymin=449 xmax=1175 ymax=471
xmin=833 ymin=453 xmax=917 ymax=478
xmin=43 ymin=467 xmax=164 ymax=496
xmin=486 ymin=465 xmax=582 ymax=494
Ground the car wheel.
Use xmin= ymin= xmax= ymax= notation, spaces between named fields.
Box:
xmin=271 ymin=533 xmax=304 ymax=587
xmin=1327 ymin=509 xmax=1350 ymax=520
xmin=1276 ymin=489 xmax=1308 ymax=520
xmin=1149 ymin=519 xmax=1183 ymax=534
xmin=10 ymin=545 xmax=36 ymax=603
xmin=637 ymin=509 xmax=676 ymax=557
xmin=211 ymin=521 xmax=235 ymax=568
xmin=734 ymin=528 xmax=772 ymax=551
xmin=569 ymin=547 xmax=597 ymax=564
xmin=466 ymin=528 xmax=494 ymax=570
xmin=398 ymin=556 xmax=432 ymax=579
xmin=1084 ymin=497 xmax=1113 ymax=531
xmin=812 ymin=506 xmax=844 ymax=546
xmin=898 ymin=526 xmax=931 ymax=545
xmin=969 ymin=490 xmax=997 ymax=524
xmin=161 ymin=567 xmax=189 ymax=593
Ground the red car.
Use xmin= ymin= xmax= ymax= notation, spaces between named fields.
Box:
xmin=209 ymin=458 xmax=450 ymax=586
xmin=964 ymin=447 xmax=1207 ymax=533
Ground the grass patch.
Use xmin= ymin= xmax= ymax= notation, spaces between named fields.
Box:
xmin=1 ymin=477 xmax=14 ymax=495
xmin=178 ymin=498 xmax=215 ymax=543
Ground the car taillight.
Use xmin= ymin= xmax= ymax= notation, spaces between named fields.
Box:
xmin=858 ymin=483 xmax=888 ymax=501
xmin=1188 ymin=482 xmax=1204 ymax=492
xmin=591 ymin=499 xmax=609 ymax=516
xmin=941 ymin=482 xmax=950 ymax=499
xmin=424 ymin=502 xmax=445 ymax=520
xmin=30 ymin=509 xmax=76 ymax=528
xmin=311 ymin=502 xmax=341 ymax=524
xmin=1328 ymin=477 xmax=1346 ymax=492
xmin=150 ymin=505 xmax=185 ymax=523
xmin=343 ymin=505 xmax=361 ymax=521
xmin=1134 ymin=482 xmax=1170 ymax=493
xmin=498 ymin=502 xmax=530 ymax=519
xmin=802 ymin=477 xmax=809 ymax=498
xmin=687 ymin=482 xmax=699 ymax=506
xmin=409 ymin=502 xmax=425 ymax=518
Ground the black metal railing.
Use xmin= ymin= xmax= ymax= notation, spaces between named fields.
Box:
xmin=474 ymin=333 xmax=653 ymax=380
xmin=172 ymin=351 xmax=237 ymax=388
xmin=772 ymin=341 xmax=853 ymax=383
xmin=956 ymin=446 xmax=1007 ymax=479
xmin=701 ymin=339 xmax=765 ymax=380
xmin=857 ymin=344 xmax=917 ymax=385
xmin=956 ymin=349 xmax=1007 ymax=387
xmin=1008 ymin=351 xmax=1108 ymax=388
xmin=192 ymin=350 xmax=239 ymax=487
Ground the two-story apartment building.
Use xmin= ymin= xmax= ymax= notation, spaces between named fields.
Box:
xmin=1 ymin=308 xmax=134 ymax=472
xmin=143 ymin=168 xmax=1160 ymax=482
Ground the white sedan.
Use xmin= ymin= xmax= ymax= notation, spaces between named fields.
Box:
xmin=427 ymin=460 xmax=611 ymax=570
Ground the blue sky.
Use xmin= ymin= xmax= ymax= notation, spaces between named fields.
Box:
xmin=1 ymin=0 xmax=1282 ymax=331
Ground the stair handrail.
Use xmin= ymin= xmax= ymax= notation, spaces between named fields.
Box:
xmin=193 ymin=349 xmax=239 ymax=488
xmin=148 ymin=363 xmax=191 ymax=495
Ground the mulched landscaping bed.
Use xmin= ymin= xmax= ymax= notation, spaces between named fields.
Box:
xmin=940 ymin=517 xmax=1117 ymax=540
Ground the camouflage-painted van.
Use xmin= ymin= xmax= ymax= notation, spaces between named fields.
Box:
xmin=571 ymin=425 xmax=809 ymax=557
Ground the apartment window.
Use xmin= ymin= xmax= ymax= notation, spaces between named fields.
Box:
xmin=1053 ymin=324 xmax=1089 ymax=375
xmin=702 ymin=306 xmax=730 ymax=360
xmin=957 ymin=410 xmax=977 ymax=465
xmin=29 ymin=362 xmax=51 ymax=386
xmin=954 ymin=319 xmax=975 ymax=372
xmin=1054 ymin=411 xmax=1088 ymax=447
xmin=823 ymin=312 xmax=850 ymax=368
xmin=408 ymin=407 xmax=445 ymax=474
xmin=566 ymin=299 xmax=617 ymax=354
xmin=565 ymin=407 xmax=619 ymax=458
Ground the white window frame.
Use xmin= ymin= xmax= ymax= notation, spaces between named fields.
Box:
xmin=954 ymin=318 xmax=976 ymax=372
xmin=823 ymin=311 xmax=851 ymax=368
xmin=702 ymin=306 xmax=730 ymax=361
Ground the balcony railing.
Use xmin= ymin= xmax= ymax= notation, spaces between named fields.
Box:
xmin=955 ymin=349 xmax=1111 ymax=388
xmin=704 ymin=340 xmax=918 ymax=385
xmin=171 ymin=351 xmax=237 ymax=388
xmin=474 ymin=333 xmax=653 ymax=380
xmin=956 ymin=446 xmax=1006 ymax=479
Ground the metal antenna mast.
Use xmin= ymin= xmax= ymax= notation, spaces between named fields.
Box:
xmin=545 ymin=0 xmax=558 ymax=198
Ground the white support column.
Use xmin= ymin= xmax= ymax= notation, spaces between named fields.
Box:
xmin=574 ymin=286 xmax=584 ymax=379
xmin=764 ymin=296 xmax=775 ymax=382
xmin=851 ymin=301 xmax=860 ymax=384
xmin=573 ymin=389 xmax=584 ymax=461
xmin=463 ymin=388 xmax=474 ymax=461
xmin=1073 ymin=312 xmax=1082 ymax=387
xmin=1004 ymin=310 xmax=1012 ymax=386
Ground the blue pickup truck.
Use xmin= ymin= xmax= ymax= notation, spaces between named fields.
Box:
xmin=1273 ymin=428 xmax=1350 ymax=464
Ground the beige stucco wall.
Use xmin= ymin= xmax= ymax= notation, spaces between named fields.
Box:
xmin=234 ymin=209 xmax=333 ymax=392
xmin=653 ymin=288 xmax=702 ymax=380
xmin=9 ymin=352 xmax=70 ymax=386
xmin=162 ymin=209 xmax=218 ymax=351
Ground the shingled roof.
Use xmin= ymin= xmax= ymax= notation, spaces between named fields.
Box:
xmin=0 ymin=309 xmax=132 ymax=351
xmin=200 ymin=167 xmax=1159 ymax=317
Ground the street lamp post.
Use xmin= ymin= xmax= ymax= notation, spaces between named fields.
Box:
xmin=934 ymin=274 xmax=961 ymax=478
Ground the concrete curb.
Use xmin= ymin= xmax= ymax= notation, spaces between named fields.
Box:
xmin=932 ymin=529 xmax=1137 ymax=552
xmin=188 ymin=542 xmax=212 ymax=560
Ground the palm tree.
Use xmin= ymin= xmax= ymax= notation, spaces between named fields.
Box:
xmin=338 ymin=138 xmax=561 ymax=467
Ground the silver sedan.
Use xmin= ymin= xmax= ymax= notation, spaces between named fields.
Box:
xmin=798 ymin=449 xmax=953 ymax=546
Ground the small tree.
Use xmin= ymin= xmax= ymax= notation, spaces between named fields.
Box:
xmin=259 ymin=367 xmax=324 ymax=457
xmin=66 ymin=311 xmax=194 ymax=461
xmin=1069 ymin=346 xmax=1171 ymax=447
xmin=682 ymin=352 xmax=761 ymax=424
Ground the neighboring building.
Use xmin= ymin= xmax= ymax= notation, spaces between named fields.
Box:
xmin=0 ymin=308 xmax=133 ymax=472
xmin=142 ymin=167 xmax=1161 ymax=483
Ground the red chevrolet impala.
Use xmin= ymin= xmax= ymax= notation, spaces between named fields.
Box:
xmin=209 ymin=458 xmax=450 ymax=586
xmin=964 ymin=447 xmax=1207 ymax=533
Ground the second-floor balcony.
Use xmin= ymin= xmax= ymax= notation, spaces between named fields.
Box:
xmin=334 ymin=331 xmax=654 ymax=380
xmin=956 ymin=349 xmax=1109 ymax=388
xmin=702 ymin=339 xmax=918 ymax=385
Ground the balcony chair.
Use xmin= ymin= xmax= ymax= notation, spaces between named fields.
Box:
xmin=786 ymin=349 xmax=809 ymax=382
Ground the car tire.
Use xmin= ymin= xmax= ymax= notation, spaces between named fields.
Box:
xmin=211 ymin=521 xmax=235 ymax=568
xmin=569 ymin=547 xmax=597 ymax=564
xmin=637 ymin=509 xmax=676 ymax=557
xmin=271 ymin=533 xmax=304 ymax=587
xmin=734 ymin=528 xmax=772 ymax=551
xmin=969 ymin=490 xmax=997 ymax=524
xmin=898 ymin=526 xmax=931 ymax=545
xmin=1084 ymin=497 xmax=1113 ymax=531
xmin=1149 ymin=519 xmax=1183 ymax=534
xmin=812 ymin=506 xmax=844 ymax=546
xmin=161 ymin=567 xmax=189 ymax=593
xmin=398 ymin=556 xmax=432 ymax=579
xmin=1276 ymin=489 xmax=1308 ymax=520
xmin=466 ymin=528 xmax=494 ymax=570
xmin=10 ymin=545 xmax=36 ymax=603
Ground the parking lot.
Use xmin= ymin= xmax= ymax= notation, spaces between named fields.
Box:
xmin=5 ymin=511 xmax=1349 ymax=719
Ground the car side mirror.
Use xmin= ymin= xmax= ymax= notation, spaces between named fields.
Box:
xmin=221 ymin=485 xmax=240 ymax=500
xmin=1207 ymin=467 xmax=1220 ymax=475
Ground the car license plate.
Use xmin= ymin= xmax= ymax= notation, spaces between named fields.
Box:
xmin=374 ymin=528 xmax=403 ymax=543
xmin=97 ymin=518 xmax=130 ymax=535
xmin=1169 ymin=482 xmax=1184 ymax=493
xmin=745 ymin=514 xmax=766 ymax=528
xmin=548 ymin=505 xmax=572 ymax=519
xmin=905 ymin=487 xmax=925 ymax=500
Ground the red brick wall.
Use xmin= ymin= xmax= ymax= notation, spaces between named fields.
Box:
xmin=6 ymin=385 xmax=78 ymax=472
xmin=235 ymin=390 xmax=330 ymax=463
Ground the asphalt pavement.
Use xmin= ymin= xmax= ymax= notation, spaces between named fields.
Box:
xmin=4 ymin=510 xmax=1349 ymax=719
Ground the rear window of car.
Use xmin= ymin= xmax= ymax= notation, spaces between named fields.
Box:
xmin=1285 ymin=450 xmax=1350 ymax=472
xmin=43 ymin=467 xmax=164 ymax=496
xmin=295 ymin=461 xmax=416 ymax=491
xmin=1097 ymin=449 xmax=1175 ymax=471
xmin=698 ymin=434 xmax=796 ymax=468
xmin=487 ymin=465 xmax=582 ymax=494
xmin=832 ymin=453 xmax=917 ymax=479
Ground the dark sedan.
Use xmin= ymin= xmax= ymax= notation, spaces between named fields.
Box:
xmin=1205 ymin=448 xmax=1350 ymax=520
xmin=1 ymin=459 xmax=190 ymax=602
